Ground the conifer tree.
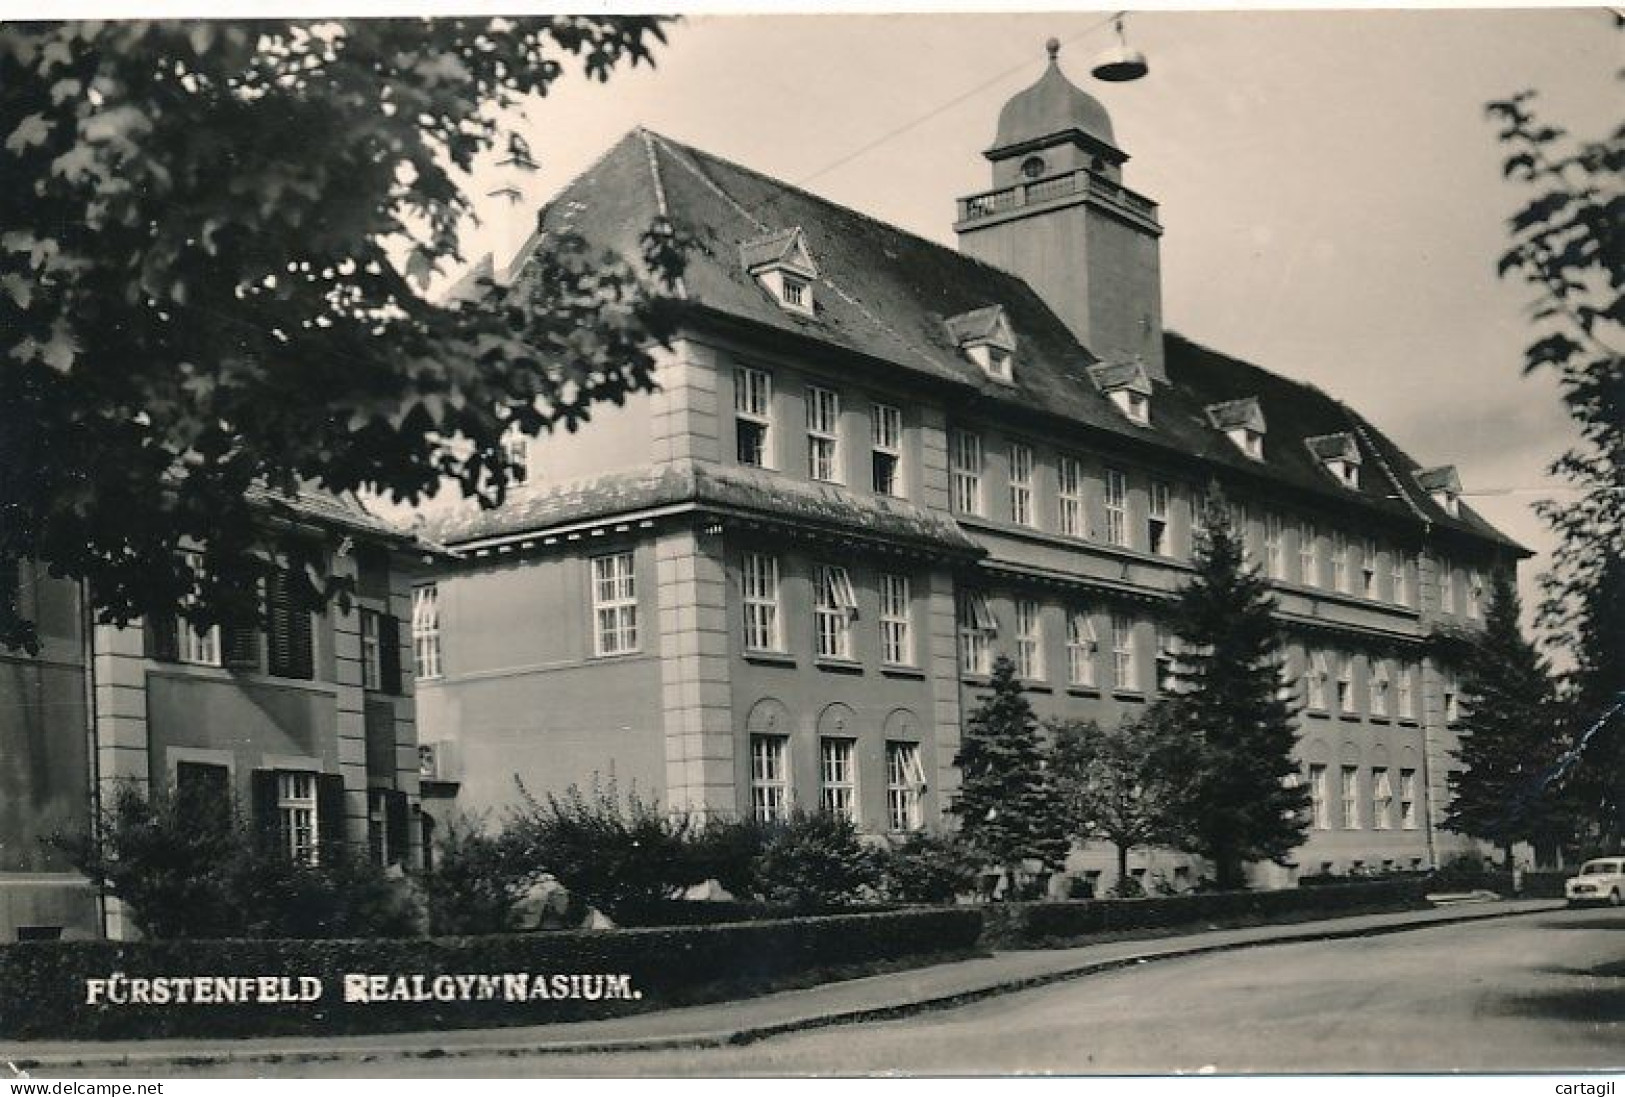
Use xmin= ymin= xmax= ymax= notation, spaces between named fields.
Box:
xmin=950 ymin=654 xmax=1069 ymax=898
xmin=1443 ymin=570 xmax=1567 ymax=866
xmin=1168 ymin=487 xmax=1308 ymax=890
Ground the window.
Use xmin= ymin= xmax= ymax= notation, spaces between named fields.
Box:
xmin=950 ymin=430 xmax=983 ymax=516
xmin=1467 ymin=569 xmax=1483 ymax=620
xmin=879 ymin=572 xmax=912 ymax=665
xmin=1147 ymin=480 xmax=1171 ymax=556
xmin=412 ymin=584 xmax=441 ymax=681
xmin=591 ymin=552 xmax=638 ymax=656
xmin=1299 ymin=523 xmax=1318 ymax=587
xmin=1393 ymin=552 xmax=1410 ymax=607
xmin=780 ymin=275 xmax=807 ymax=309
xmin=806 ymin=386 xmax=841 ymax=483
xmin=361 ymin=609 xmax=382 ymax=691
xmin=1008 ymin=443 xmax=1034 ymax=527
xmin=1189 ymin=491 xmax=1207 ymax=553
xmin=1104 ymin=468 xmax=1128 ymax=547
xmin=1066 ymin=610 xmax=1098 ymax=688
xmin=749 ymin=735 xmax=789 ymax=823
xmin=1111 ymin=615 xmax=1137 ymax=691
xmin=1400 ymin=768 xmax=1419 ymax=830
xmin=741 ymin=553 xmax=781 ymax=652
xmin=1336 ymin=655 xmax=1356 ymax=715
xmin=1397 ymin=664 xmax=1416 ymax=720
xmin=173 ymin=551 xmax=221 ymax=666
xmin=277 ymin=771 xmax=319 ymax=865
xmin=1361 ymin=540 xmax=1379 ymax=599
xmin=1331 ymin=531 xmax=1350 ymax=594
xmin=959 ymin=591 xmax=996 ymax=676
xmin=820 ymin=738 xmax=857 ymax=823
xmin=984 ymin=345 xmax=1013 ymax=382
xmin=1309 ymin=765 xmax=1330 ymax=830
xmin=1014 ymin=599 xmax=1044 ymax=680
xmin=871 ymin=403 xmax=902 ymax=496
xmin=813 ymin=564 xmax=857 ymax=660
xmin=1264 ymin=514 xmax=1284 ymax=580
xmin=1111 ymin=388 xmax=1149 ymax=424
xmin=1370 ymin=660 xmax=1391 ymax=718
xmin=1443 ymin=671 xmax=1460 ymax=723
xmin=266 ymin=568 xmax=314 ymax=680
xmin=1058 ymin=456 xmax=1086 ymax=538
xmin=1440 ymin=562 xmax=1456 ymax=614
xmin=1371 ymin=767 xmax=1394 ymax=830
xmin=1155 ymin=629 xmax=1178 ymax=695
xmin=735 ymin=367 xmax=772 ymax=468
xmin=1341 ymin=766 xmax=1360 ymax=829
xmin=886 ymin=741 xmax=925 ymax=832
xmin=368 ymin=788 xmax=390 ymax=866
xmin=1307 ymin=652 xmax=1330 ymax=711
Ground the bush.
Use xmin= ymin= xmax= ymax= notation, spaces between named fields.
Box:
xmin=748 ymin=811 xmax=880 ymax=912
xmin=50 ymin=781 xmax=417 ymax=940
xmin=421 ymin=814 xmax=524 ymax=936
xmin=687 ymin=813 xmax=774 ymax=898
xmin=500 ymin=779 xmax=703 ymax=923
xmin=876 ymin=832 xmax=979 ymax=904
xmin=0 ymin=907 xmax=985 ymax=1041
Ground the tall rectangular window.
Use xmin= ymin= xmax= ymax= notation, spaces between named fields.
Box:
xmin=1299 ymin=522 xmax=1318 ymax=587
xmin=1066 ymin=610 xmax=1097 ymax=688
xmin=1400 ymin=768 xmax=1419 ymax=830
xmin=1370 ymin=660 xmax=1391 ymax=718
xmin=1111 ymin=614 xmax=1137 ymax=691
xmin=1264 ymin=514 xmax=1284 ymax=580
xmin=820 ymin=738 xmax=857 ymax=823
xmin=412 ymin=584 xmax=441 ymax=681
xmin=950 ymin=430 xmax=983 ymax=516
xmin=1372 ymin=767 xmax=1394 ymax=830
xmin=360 ymin=609 xmax=382 ymax=690
xmin=591 ymin=552 xmax=638 ymax=656
xmin=741 ymin=553 xmax=781 ymax=652
xmin=1441 ymin=562 xmax=1457 ymax=614
xmin=879 ymin=572 xmax=912 ymax=666
xmin=1340 ymin=766 xmax=1360 ymax=829
xmin=735 ymin=366 xmax=772 ymax=468
xmin=1155 ymin=629 xmax=1177 ymax=695
xmin=1058 ymin=455 xmax=1085 ymax=538
xmin=959 ymin=591 xmax=996 ymax=676
xmin=886 ymin=741 xmax=925 ymax=832
xmin=175 ymin=550 xmax=221 ymax=666
xmin=1467 ymin=569 xmax=1483 ymax=620
xmin=1393 ymin=551 xmax=1410 ymax=607
xmin=1147 ymin=480 xmax=1171 ymax=556
xmin=806 ymin=386 xmax=841 ymax=482
xmin=1014 ymin=599 xmax=1044 ymax=680
xmin=1331 ymin=531 xmax=1350 ymax=594
xmin=871 ymin=403 xmax=902 ymax=496
xmin=1361 ymin=540 xmax=1379 ymax=599
xmin=813 ymin=563 xmax=857 ymax=659
xmin=1104 ymin=468 xmax=1128 ymax=547
xmin=1444 ymin=671 xmax=1461 ymax=723
xmin=749 ymin=735 xmax=789 ymax=823
xmin=1309 ymin=764 xmax=1330 ymax=830
xmin=1397 ymin=663 xmax=1416 ymax=720
xmin=277 ymin=771 xmax=319 ymax=865
xmin=1008 ymin=443 xmax=1035 ymax=527
xmin=1307 ymin=651 xmax=1330 ymax=711
xmin=1336 ymin=655 xmax=1356 ymax=715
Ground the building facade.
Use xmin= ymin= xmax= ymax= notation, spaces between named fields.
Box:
xmin=415 ymin=50 xmax=1524 ymax=891
xmin=0 ymin=490 xmax=425 ymax=941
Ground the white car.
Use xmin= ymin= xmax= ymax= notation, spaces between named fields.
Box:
xmin=1565 ymin=858 xmax=1625 ymax=907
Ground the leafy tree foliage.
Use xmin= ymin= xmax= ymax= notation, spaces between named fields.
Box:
xmin=745 ymin=810 xmax=880 ymax=912
xmin=1167 ymin=488 xmax=1308 ymax=890
xmin=949 ymin=654 xmax=1069 ymax=897
xmin=874 ymin=831 xmax=979 ymax=904
xmin=1049 ymin=706 xmax=1190 ymax=896
xmin=0 ymin=18 xmax=686 ymax=651
xmin=1487 ymin=83 xmax=1624 ymax=846
xmin=1442 ymin=571 xmax=1568 ymax=865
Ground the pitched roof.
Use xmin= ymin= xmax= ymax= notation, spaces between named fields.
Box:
xmin=511 ymin=127 xmax=1522 ymax=554
xmin=1205 ymin=397 xmax=1266 ymax=433
xmin=1087 ymin=359 xmax=1152 ymax=396
xmin=740 ymin=226 xmax=817 ymax=276
xmin=1304 ymin=432 xmax=1362 ymax=464
xmin=245 ymin=483 xmax=416 ymax=546
xmin=944 ymin=305 xmax=1014 ymax=348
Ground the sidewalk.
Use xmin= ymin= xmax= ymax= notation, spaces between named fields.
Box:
xmin=4 ymin=899 xmax=1563 ymax=1071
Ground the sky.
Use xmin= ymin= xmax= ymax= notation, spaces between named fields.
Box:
xmin=454 ymin=8 xmax=1617 ymax=635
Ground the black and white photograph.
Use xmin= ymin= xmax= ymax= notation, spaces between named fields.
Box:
xmin=0 ymin=4 xmax=1620 ymax=1085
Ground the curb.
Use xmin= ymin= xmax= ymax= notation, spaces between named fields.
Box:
xmin=9 ymin=901 xmax=1566 ymax=1072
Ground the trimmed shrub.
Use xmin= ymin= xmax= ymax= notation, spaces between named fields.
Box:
xmin=980 ymin=877 xmax=1431 ymax=949
xmin=876 ymin=833 xmax=979 ymax=904
xmin=0 ymin=907 xmax=984 ymax=1041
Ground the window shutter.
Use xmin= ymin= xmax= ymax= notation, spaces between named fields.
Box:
xmin=386 ymin=789 xmax=410 ymax=867
xmin=379 ymin=614 xmax=402 ymax=694
xmin=250 ymin=769 xmax=280 ymax=846
xmin=316 ymin=772 xmax=347 ymax=852
xmin=266 ymin=570 xmax=314 ymax=680
xmin=223 ymin=623 xmax=261 ymax=671
xmin=144 ymin=614 xmax=179 ymax=662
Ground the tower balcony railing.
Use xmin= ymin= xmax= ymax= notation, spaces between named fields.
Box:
xmin=957 ymin=169 xmax=1160 ymax=226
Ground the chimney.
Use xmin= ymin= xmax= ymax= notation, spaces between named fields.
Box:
xmin=486 ymin=134 xmax=539 ymax=286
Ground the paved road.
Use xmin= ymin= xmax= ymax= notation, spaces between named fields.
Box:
xmin=48 ymin=905 xmax=1625 ymax=1077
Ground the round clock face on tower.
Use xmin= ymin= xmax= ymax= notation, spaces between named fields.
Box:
xmin=1020 ymin=155 xmax=1046 ymax=180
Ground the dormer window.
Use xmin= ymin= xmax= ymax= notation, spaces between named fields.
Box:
xmin=1414 ymin=466 xmax=1463 ymax=518
xmin=1305 ymin=433 xmax=1362 ymax=490
xmin=946 ymin=305 xmax=1017 ymax=384
xmin=741 ymin=227 xmax=818 ymax=317
xmin=1087 ymin=359 xmax=1153 ymax=426
xmin=1206 ymin=398 xmax=1266 ymax=460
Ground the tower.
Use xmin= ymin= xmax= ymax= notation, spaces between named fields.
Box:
xmin=954 ymin=39 xmax=1166 ymax=382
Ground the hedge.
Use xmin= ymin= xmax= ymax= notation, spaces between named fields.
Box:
xmin=0 ymin=907 xmax=982 ymax=1041
xmin=981 ymin=877 xmax=1431 ymax=949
